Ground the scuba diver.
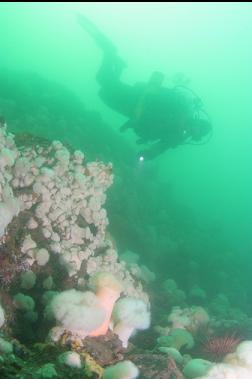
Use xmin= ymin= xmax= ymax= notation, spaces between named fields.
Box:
xmin=77 ymin=14 xmax=212 ymax=161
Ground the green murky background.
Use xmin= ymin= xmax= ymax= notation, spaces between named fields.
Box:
xmin=0 ymin=2 xmax=251 ymax=311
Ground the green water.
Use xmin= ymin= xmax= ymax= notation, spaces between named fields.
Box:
xmin=0 ymin=2 xmax=251 ymax=311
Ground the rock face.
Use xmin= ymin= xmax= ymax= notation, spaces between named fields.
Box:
xmin=82 ymin=331 xmax=124 ymax=366
xmin=0 ymin=122 xmax=149 ymax=300
xmin=1 ymin=123 xmax=114 ymax=278
xmin=0 ymin=122 xmax=150 ymax=378
xmin=128 ymin=353 xmax=184 ymax=379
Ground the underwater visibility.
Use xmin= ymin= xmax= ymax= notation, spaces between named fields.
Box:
xmin=0 ymin=2 xmax=252 ymax=378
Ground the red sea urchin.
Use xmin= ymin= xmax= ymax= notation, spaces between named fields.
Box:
xmin=201 ymin=334 xmax=241 ymax=362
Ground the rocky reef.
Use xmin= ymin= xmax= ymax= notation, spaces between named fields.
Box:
xmin=0 ymin=120 xmax=151 ymax=378
xmin=0 ymin=72 xmax=252 ymax=378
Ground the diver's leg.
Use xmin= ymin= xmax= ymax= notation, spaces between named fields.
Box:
xmin=96 ymin=53 xmax=126 ymax=87
xmin=77 ymin=14 xmax=126 ymax=84
xmin=77 ymin=14 xmax=136 ymax=119
xmin=98 ymin=80 xmax=138 ymax=119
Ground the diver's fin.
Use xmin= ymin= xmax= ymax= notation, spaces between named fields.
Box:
xmin=136 ymin=138 xmax=148 ymax=145
xmin=77 ymin=14 xmax=117 ymax=55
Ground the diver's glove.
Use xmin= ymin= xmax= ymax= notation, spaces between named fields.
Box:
xmin=137 ymin=149 xmax=158 ymax=162
xmin=137 ymin=139 xmax=172 ymax=161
